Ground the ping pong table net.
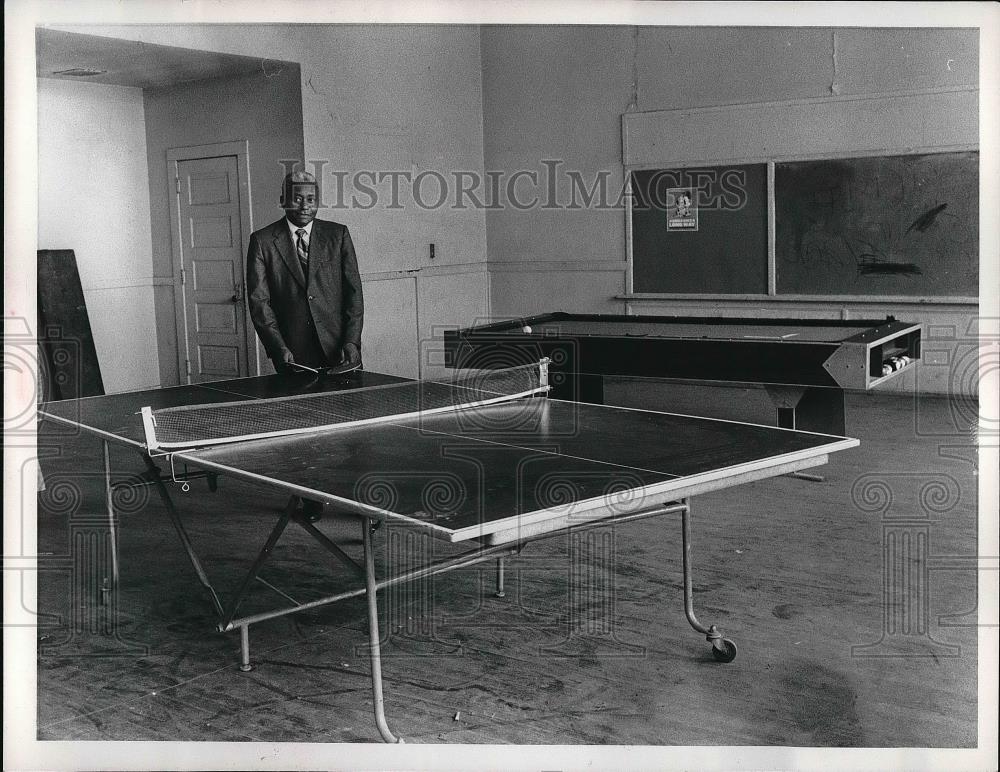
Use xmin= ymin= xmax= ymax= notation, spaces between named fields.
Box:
xmin=141 ymin=360 xmax=550 ymax=452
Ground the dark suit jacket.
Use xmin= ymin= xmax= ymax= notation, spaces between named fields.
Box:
xmin=246 ymin=217 xmax=364 ymax=367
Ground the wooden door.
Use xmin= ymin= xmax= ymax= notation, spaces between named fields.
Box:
xmin=172 ymin=155 xmax=249 ymax=382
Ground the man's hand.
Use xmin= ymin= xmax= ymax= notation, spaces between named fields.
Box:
xmin=280 ymin=350 xmax=296 ymax=372
xmin=340 ymin=342 xmax=361 ymax=366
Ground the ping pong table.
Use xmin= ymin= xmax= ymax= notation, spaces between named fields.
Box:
xmin=39 ymin=361 xmax=858 ymax=743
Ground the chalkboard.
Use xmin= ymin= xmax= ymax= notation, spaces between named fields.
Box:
xmin=775 ymin=152 xmax=978 ymax=296
xmin=631 ymin=164 xmax=768 ymax=294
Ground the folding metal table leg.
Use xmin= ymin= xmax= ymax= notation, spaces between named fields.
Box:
xmin=239 ymin=625 xmax=252 ymax=672
xmin=495 ymin=557 xmax=506 ymax=598
xmin=218 ymin=496 xmax=299 ymax=632
xmin=680 ymin=499 xmax=738 ymax=663
xmin=143 ymin=456 xmax=225 ymax=618
xmin=362 ymin=518 xmax=402 ymax=743
xmin=102 ymin=441 xmax=119 ymax=605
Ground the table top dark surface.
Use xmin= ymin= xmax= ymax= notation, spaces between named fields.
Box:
xmin=179 ymin=397 xmax=856 ymax=540
xmin=38 ymin=370 xmax=408 ymax=447
xmin=40 ymin=370 xmax=858 ymax=541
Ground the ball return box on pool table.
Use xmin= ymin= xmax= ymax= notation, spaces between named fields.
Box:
xmin=443 ymin=312 xmax=921 ymax=437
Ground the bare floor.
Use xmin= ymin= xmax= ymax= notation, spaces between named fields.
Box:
xmin=35 ymin=389 xmax=978 ymax=745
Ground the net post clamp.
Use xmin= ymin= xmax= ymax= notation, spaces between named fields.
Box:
xmin=539 ymin=357 xmax=551 ymax=391
xmin=140 ymin=406 xmax=161 ymax=452
xmin=141 ymin=406 xmax=189 ymax=490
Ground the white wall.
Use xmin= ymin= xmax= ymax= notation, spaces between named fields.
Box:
xmin=37 ymin=78 xmax=159 ymax=393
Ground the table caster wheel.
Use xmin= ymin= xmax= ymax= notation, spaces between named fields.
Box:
xmin=711 ymin=638 xmax=737 ymax=663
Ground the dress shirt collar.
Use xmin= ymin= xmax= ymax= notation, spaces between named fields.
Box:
xmin=286 ymin=218 xmax=315 ymax=241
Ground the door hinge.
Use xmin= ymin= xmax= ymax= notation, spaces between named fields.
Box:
xmin=185 ymin=359 xmax=192 ymax=376
xmin=180 ymin=266 xmax=186 ymax=285
xmin=175 ymin=177 xmax=181 ymax=194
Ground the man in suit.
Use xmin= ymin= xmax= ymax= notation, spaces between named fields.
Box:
xmin=247 ymin=170 xmax=363 ymax=373
xmin=246 ymin=170 xmax=364 ymax=519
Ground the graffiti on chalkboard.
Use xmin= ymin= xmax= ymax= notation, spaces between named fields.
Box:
xmin=852 ymin=200 xmax=962 ymax=275
xmin=857 ymin=261 xmax=921 ymax=276
xmin=906 ymin=203 xmax=949 ymax=234
xmin=775 ymin=152 xmax=977 ymax=296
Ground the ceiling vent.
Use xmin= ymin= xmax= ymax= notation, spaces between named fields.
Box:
xmin=53 ymin=68 xmax=106 ymax=77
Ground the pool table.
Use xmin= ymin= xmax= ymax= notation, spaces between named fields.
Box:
xmin=443 ymin=312 xmax=921 ymax=436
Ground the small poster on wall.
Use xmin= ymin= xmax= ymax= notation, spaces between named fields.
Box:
xmin=666 ymin=188 xmax=698 ymax=231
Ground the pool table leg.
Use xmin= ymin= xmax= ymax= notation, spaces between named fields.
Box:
xmin=767 ymin=386 xmax=842 ymax=481
xmin=795 ymin=387 xmax=846 ymax=436
xmin=550 ymin=372 xmax=605 ymax=404
xmin=768 ymin=385 xmax=846 ymax=436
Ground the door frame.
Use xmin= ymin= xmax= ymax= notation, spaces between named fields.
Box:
xmin=166 ymin=140 xmax=257 ymax=383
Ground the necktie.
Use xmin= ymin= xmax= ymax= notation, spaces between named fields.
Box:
xmin=295 ymin=229 xmax=309 ymax=269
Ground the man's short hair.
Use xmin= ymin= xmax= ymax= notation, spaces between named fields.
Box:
xmin=280 ymin=170 xmax=319 ymax=206
xmin=284 ymin=170 xmax=317 ymax=186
